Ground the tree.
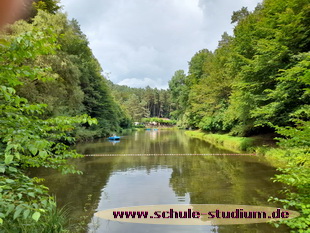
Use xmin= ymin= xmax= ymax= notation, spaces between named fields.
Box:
xmin=226 ymin=0 xmax=310 ymax=135
xmin=0 ymin=21 xmax=96 ymax=229
xmin=108 ymin=82 xmax=171 ymax=120
xmin=187 ymin=49 xmax=212 ymax=87
xmin=124 ymin=94 xmax=149 ymax=121
xmin=231 ymin=7 xmax=250 ymax=24
xmin=7 ymin=11 xmax=130 ymax=138
xmin=30 ymin=0 xmax=61 ymax=18
xmin=168 ymin=70 xmax=189 ymax=121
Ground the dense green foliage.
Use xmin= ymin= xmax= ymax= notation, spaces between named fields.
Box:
xmin=108 ymin=81 xmax=172 ymax=121
xmin=0 ymin=20 xmax=97 ymax=230
xmin=8 ymin=11 xmax=130 ymax=139
xmin=170 ymin=0 xmax=309 ymax=136
xmin=169 ymin=0 xmax=309 ymax=231
xmin=32 ymin=0 xmax=61 ymax=15
xmin=267 ymin=105 xmax=310 ymax=231
xmin=0 ymin=5 xmax=169 ymax=231
xmin=0 ymin=5 xmax=129 ymax=231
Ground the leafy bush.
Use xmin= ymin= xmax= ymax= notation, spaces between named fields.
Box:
xmin=268 ymin=120 xmax=310 ymax=232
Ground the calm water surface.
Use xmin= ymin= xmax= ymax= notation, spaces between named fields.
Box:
xmin=29 ymin=130 xmax=288 ymax=232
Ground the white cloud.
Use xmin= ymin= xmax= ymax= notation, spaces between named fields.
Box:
xmin=198 ymin=0 xmax=262 ymax=50
xmin=60 ymin=0 xmax=262 ymax=89
xmin=118 ymin=77 xmax=167 ymax=89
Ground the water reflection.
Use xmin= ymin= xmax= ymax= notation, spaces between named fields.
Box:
xmin=108 ymin=140 xmax=120 ymax=145
xmin=28 ymin=130 xmax=288 ymax=233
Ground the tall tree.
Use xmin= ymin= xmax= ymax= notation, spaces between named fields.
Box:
xmin=7 ymin=11 xmax=131 ymax=138
xmin=168 ymin=70 xmax=189 ymax=122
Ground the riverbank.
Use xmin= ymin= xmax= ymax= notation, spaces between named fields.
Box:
xmin=185 ymin=130 xmax=255 ymax=153
xmin=185 ymin=130 xmax=303 ymax=167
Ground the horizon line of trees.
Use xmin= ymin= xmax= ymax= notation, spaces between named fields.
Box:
xmin=169 ymin=0 xmax=309 ymax=137
xmin=108 ymin=81 xmax=172 ymax=122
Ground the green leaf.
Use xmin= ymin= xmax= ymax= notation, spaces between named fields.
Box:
xmin=32 ymin=212 xmax=41 ymax=222
xmin=0 ymin=218 xmax=3 ymax=225
xmin=28 ymin=145 xmax=38 ymax=156
xmin=5 ymin=179 xmax=14 ymax=184
xmin=39 ymin=151 xmax=48 ymax=157
xmin=13 ymin=206 xmax=23 ymax=219
xmin=6 ymin=204 xmax=15 ymax=215
xmin=4 ymin=155 xmax=13 ymax=164
xmin=7 ymin=87 xmax=15 ymax=94
xmin=23 ymin=209 xmax=30 ymax=219
xmin=28 ymin=192 xmax=35 ymax=198
xmin=42 ymin=199 xmax=47 ymax=207
xmin=0 ymin=165 xmax=5 ymax=173
xmin=8 ymin=166 xmax=17 ymax=173
xmin=15 ymin=153 xmax=20 ymax=160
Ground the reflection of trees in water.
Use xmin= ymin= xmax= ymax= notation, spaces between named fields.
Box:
xmin=168 ymin=155 xmax=288 ymax=233
xmin=28 ymin=156 xmax=116 ymax=231
xmin=76 ymin=130 xmax=227 ymax=156
xmin=107 ymin=155 xmax=287 ymax=233
xmin=29 ymin=131 xmax=286 ymax=233
xmin=75 ymin=130 xmax=284 ymax=209
xmin=169 ymin=156 xmax=236 ymax=203
xmin=168 ymin=155 xmax=284 ymax=206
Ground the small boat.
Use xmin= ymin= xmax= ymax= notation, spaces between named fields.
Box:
xmin=108 ymin=136 xmax=120 ymax=140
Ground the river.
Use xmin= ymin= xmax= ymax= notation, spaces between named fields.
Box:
xmin=29 ymin=130 xmax=289 ymax=232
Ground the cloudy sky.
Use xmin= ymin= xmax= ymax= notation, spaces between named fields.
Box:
xmin=60 ymin=0 xmax=262 ymax=89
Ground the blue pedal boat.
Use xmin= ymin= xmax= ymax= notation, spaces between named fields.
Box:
xmin=108 ymin=136 xmax=120 ymax=140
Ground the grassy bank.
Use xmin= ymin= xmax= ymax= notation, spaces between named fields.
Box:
xmin=185 ymin=130 xmax=255 ymax=152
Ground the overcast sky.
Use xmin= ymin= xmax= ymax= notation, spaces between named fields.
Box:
xmin=60 ymin=0 xmax=262 ymax=89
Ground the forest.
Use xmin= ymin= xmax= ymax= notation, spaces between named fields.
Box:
xmin=0 ymin=0 xmax=309 ymax=232
xmin=0 ymin=0 xmax=133 ymax=231
xmin=108 ymin=81 xmax=172 ymax=121
xmin=169 ymin=0 xmax=309 ymax=231
xmin=170 ymin=0 xmax=309 ymax=136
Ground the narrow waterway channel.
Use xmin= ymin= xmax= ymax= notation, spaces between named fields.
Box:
xmin=29 ymin=130 xmax=288 ymax=232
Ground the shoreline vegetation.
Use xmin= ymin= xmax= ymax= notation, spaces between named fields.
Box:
xmin=185 ymin=131 xmax=255 ymax=153
xmin=0 ymin=0 xmax=309 ymax=232
xmin=185 ymin=130 xmax=301 ymax=167
xmin=166 ymin=0 xmax=309 ymax=231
